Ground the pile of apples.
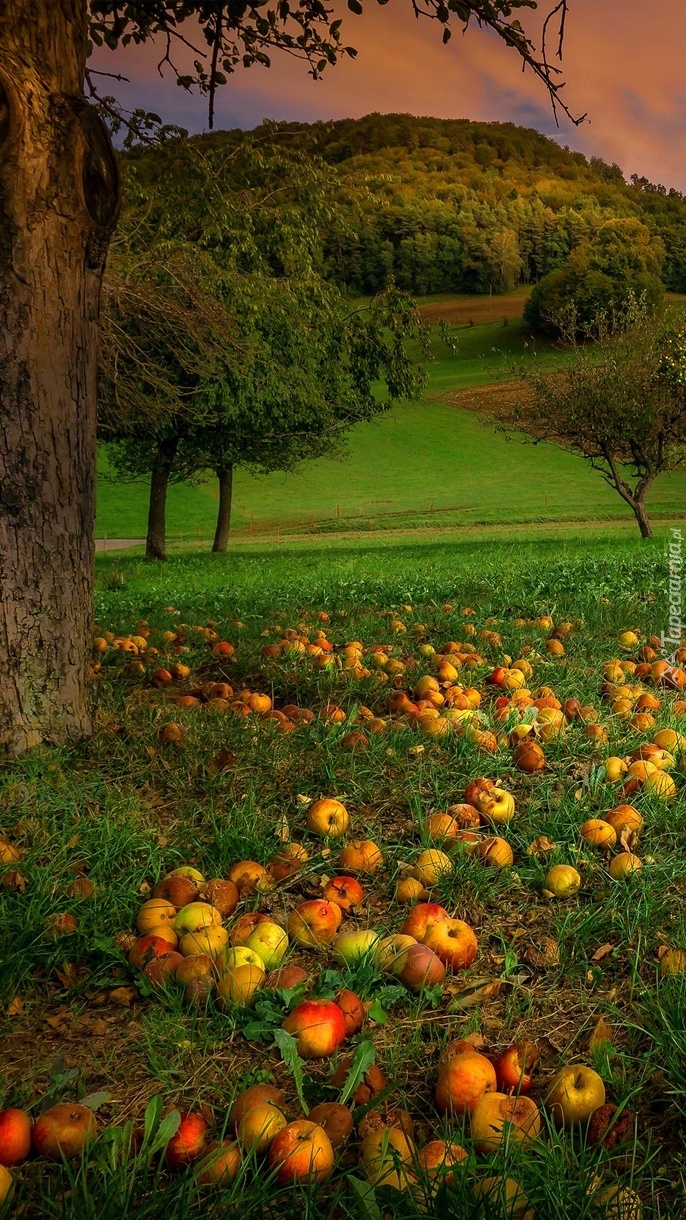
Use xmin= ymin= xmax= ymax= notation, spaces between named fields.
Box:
xmin=121 ymin=789 xmax=482 ymax=1017
xmin=0 ymin=1100 xmax=98 ymax=1204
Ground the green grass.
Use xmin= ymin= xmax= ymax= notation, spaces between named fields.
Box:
xmin=3 ymin=536 xmax=686 ymax=1216
xmin=96 ymin=300 xmax=686 ymax=543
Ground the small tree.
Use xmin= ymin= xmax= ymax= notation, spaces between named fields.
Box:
xmin=100 ymin=139 xmax=427 ymax=557
xmin=495 ymin=306 xmax=686 ymax=538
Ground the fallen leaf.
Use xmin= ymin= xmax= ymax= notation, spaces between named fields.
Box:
xmin=446 ymin=978 xmax=502 ymax=1010
xmin=109 ymin=986 xmax=137 ymax=1008
xmin=2 ymin=870 xmax=26 ymax=892
xmin=90 ymin=1019 xmax=108 ymax=1036
xmin=591 ymin=944 xmax=615 ymax=964
xmin=7 ymin=996 xmax=24 ymax=1017
xmin=527 ymin=835 xmax=557 ymax=858
xmin=589 ymin=1016 xmax=613 ymax=1052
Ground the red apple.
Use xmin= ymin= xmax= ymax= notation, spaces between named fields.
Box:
xmin=287 ymin=900 xmax=342 ymax=948
xmin=322 ymin=875 xmax=365 ymax=913
xmin=397 ymin=943 xmax=446 ymax=993
xmin=423 ymin=918 xmax=478 ymax=972
xmin=282 ymin=999 xmax=347 ymax=1059
xmin=400 ymin=902 xmax=450 ymax=942
xmin=166 ymin=1112 xmax=208 ymax=1169
xmin=267 ymin=1120 xmax=334 ymax=1184
xmin=0 ymin=1109 xmax=32 ymax=1167
xmin=493 ymin=1042 xmax=539 ymax=1094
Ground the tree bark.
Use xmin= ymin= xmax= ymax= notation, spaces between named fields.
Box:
xmin=146 ymin=436 xmax=179 ymax=561
xmin=212 ymin=464 xmax=234 ymax=553
xmin=632 ymin=498 xmax=654 ymax=539
xmin=0 ymin=3 xmax=120 ymax=754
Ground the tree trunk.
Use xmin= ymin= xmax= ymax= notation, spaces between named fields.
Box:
xmin=212 ymin=464 xmax=234 ymax=553
xmin=632 ymin=498 xmax=654 ymax=539
xmin=0 ymin=4 xmax=120 ymax=754
xmin=146 ymin=436 xmax=179 ymax=561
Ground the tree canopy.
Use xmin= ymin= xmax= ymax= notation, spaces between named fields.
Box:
xmin=100 ymin=136 xmax=428 ymax=557
xmin=524 ymin=218 xmax=665 ymax=335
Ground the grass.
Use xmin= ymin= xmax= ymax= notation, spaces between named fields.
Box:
xmin=95 ymin=294 xmax=686 ymax=543
xmin=2 ymin=535 xmax=686 ymax=1216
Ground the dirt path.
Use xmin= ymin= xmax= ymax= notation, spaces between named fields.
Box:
xmin=95 ymin=539 xmax=145 ymax=552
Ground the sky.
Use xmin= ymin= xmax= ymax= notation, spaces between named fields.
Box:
xmin=92 ymin=0 xmax=686 ymax=192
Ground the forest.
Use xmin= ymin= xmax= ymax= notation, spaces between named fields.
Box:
xmin=181 ymin=112 xmax=686 ymax=297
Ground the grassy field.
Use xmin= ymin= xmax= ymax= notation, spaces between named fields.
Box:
xmin=2 ymin=536 xmax=686 ymax=1217
xmin=97 ymin=292 xmax=686 ymax=544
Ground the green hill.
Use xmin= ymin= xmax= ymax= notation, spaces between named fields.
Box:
xmin=193 ymin=112 xmax=686 ymax=298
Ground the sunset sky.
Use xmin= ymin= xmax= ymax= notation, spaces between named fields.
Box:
xmin=94 ymin=0 xmax=686 ymax=191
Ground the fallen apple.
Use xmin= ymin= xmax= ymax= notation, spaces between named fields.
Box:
xmin=32 ymin=1103 xmax=97 ymax=1161
xmin=282 ymin=999 xmax=347 ymax=1058
xmin=0 ymin=1109 xmax=32 ymax=1167
xmin=245 ymin=921 xmax=289 ymax=971
xmin=339 ymin=840 xmax=383 ymax=874
xmin=545 ymin=863 xmax=581 ymax=897
xmin=166 ymin=1112 xmax=208 ymax=1170
xmin=323 ymin=875 xmax=364 ymax=913
xmin=306 ymin=799 xmax=350 ymax=838
xmin=268 ymin=1119 xmax=334 ymax=1185
xmin=470 ymin=1091 xmax=541 ymax=1154
xmin=237 ymin=1101 xmax=287 ymax=1153
xmin=288 ymin=900 xmax=342 ymax=948
xmin=423 ymin=917 xmax=478 ymax=972
xmin=435 ymin=1049 xmax=496 ymax=1116
xmin=196 ymin=1139 xmax=242 ymax=1187
xmin=334 ymin=929 xmax=380 ymax=967
xmin=397 ymin=943 xmax=445 ymax=992
xmin=545 ymin=1064 xmax=605 ymax=1126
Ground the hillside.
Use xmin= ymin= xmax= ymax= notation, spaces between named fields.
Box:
xmin=194 ymin=113 xmax=686 ymax=298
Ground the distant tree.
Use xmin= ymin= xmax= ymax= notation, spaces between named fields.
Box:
xmin=495 ymin=305 xmax=686 ymax=538
xmin=100 ymin=141 xmax=427 ymax=558
xmin=487 ymin=228 xmax=522 ymax=292
xmin=525 ymin=218 xmax=665 ymax=336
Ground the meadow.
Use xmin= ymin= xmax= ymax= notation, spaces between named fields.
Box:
xmin=1 ymin=534 xmax=686 ymax=1217
xmin=95 ymin=293 xmax=686 ymax=546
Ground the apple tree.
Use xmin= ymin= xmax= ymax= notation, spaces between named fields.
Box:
xmin=0 ymin=0 xmax=577 ymax=752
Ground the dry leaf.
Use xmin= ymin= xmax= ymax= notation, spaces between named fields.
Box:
xmin=591 ymin=944 xmax=615 ymax=964
xmin=275 ymin=813 xmax=290 ymax=843
xmin=109 ymin=986 xmax=137 ymax=1008
xmin=90 ymin=1018 xmax=108 ymax=1036
xmin=2 ymin=870 xmax=26 ymax=892
xmin=55 ymin=961 xmax=90 ymax=990
xmin=138 ymin=881 xmax=151 ymax=895
xmin=527 ymin=835 xmax=557 ymax=858
xmin=446 ymin=978 xmax=502 ymax=1010
xmin=589 ymin=1016 xmax=613 ymax=1052
xmin=408 ymin=745 xmax=425 ymax=757
xmin=7 ymin=996 xmax=24 ymax=1017
xmin=296 ymin=794 xmax=312 ymax=806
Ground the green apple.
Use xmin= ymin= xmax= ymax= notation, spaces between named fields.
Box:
xmin=223 ymin=946 xmax=264 ymax=971
xmin=545 ymin=1065 xmax=605 ymax=1126
xmin=334 ymin=930 xmax=380 ymax=967
xmin=174 ymin=902 xmax=223 ymax=935
xmin=245 ymin=922 xmax=289 ymax=971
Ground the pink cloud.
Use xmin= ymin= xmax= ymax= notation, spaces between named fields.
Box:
xmin=92 ymin=0 xmax=686 ymax=190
